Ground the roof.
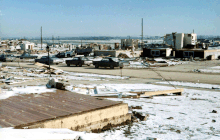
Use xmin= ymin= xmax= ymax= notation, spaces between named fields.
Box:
xmin=0 ymin=90 xmax=122 ymax=128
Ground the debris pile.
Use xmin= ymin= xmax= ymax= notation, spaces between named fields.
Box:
xmin=46 ymin=78 xmax=66 ymax=90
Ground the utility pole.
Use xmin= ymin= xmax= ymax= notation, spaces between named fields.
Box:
xmin=52 ymin=35 xmax=54 ymax=47
xmin=141 ymin=18 xmax=144 ymax=48
xmin=58 ymin=36 xmax=60 ymax=47
xmin=41 ymin=26 xmax=42 ymax=50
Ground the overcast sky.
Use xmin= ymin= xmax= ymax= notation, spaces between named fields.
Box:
xmin=0 ymin=0 xmax=219 ymax=38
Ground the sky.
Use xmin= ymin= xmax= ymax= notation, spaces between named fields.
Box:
xmin=0 ymin=0 xmax=219 ymax=38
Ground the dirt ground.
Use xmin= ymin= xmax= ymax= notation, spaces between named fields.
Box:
xmin=2 ymin=60 xmax=220 ymax=85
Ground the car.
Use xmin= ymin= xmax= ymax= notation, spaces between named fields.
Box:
xmin=55 ymin=52 xmax=66 ymax=58
xmin=65 ymin=50 xmax=75 ymax=57
xmin=93 ymin=57 xmax=123 ymax=69
xmin=6 ymin=54 xmax=16 ymax=62
xmin=35 ymin=56 xmax=62 ymax=65
xmin=81 ymin=57 xmax=93 ymax=66
xmin=50 ymin=55 xmax=64 ymax=64
xmin=0 ymin=54 xmax=6 ymax=62
xmin=66 ymin=57 xmax=84 ymax=67
xmin=18 ymin=53 xmax=38 ymax=59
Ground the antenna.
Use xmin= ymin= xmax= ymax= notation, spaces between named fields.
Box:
xmin=193 ymin=29 xmax=194 ymax=33
xmin=41 ymin=26 xmax=42 ymax=50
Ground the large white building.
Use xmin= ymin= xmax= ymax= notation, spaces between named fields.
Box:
xmin=20 ymin=42 xmax=35 ymax=51
xmin=164 ymin=33 xmax=197 ymax=49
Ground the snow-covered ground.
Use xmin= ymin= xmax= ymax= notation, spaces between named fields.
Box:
xmin=1 ymin=83 xmax=220 ymax=139
xmin=65 ymin=83 xmax=220 ymax=139
xmin=0 ymin=86 xmax=56 ymax=100
xmin=195 ymin=66 xmax=220 ymax=73
xmin=3 ymin=67 xmax=129 ymax=82
xmin=157 ymin=81 xmax=220 ymax=89
xmin=0 ymin=128 xmax=101 ymax=140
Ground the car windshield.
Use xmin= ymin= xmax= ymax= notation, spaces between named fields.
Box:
xmin=72 ymin=57 xmax=79 ymax=60
xmin=51 ymin=55 xmax=58 ymax=59
xmin=111 ymin=58 xmax=119 ymax=62
xmin=81 ymin=57 xmax=88 ymax=61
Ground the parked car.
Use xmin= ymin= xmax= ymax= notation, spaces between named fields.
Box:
xmin=6 ymin=54 xmax=16 ymax=62
xmin=65 ymin=50 xmax=75 ymax=57
xmin=51 ymin=55 xmax=64 ymax=64
xmin=82 ymin=57 xmax=93 ymax=66
xmin=55 ymin=52 xmax=66 ymax=58
xmin=18 ymin=53 xmax=38 ymax=59
xmin=0 ymin=54 xmax=6 ymax=62
xmin=93 ymin=57 xmax=123 ymax=69
xmin=35 ymin=56 xmax=62 ymax=65
xmin=66 ymin=57 xmax=84 ymax=67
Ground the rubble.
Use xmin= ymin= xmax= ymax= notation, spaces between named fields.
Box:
xmin=46 ymin=78 xmax=66 ymax=90
xmin=212 ymin=110 xmax=217 ymax=113
xmin=132 ymin=111 xmax=149 ymax=121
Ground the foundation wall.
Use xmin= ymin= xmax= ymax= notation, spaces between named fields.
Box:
xmin=26 ymin=103 xmax=130 ymax=131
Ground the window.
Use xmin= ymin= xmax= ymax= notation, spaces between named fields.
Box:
xmin=151 ymin=50 xmax=160 ymax=56
xmin=101 ymin=58 xmax=110 ymax=62
xmin=183 ymin=51 xmax=194 ymax=58
xmin=188 ymin=34 xmax=191 ymax=37
xmin=72 ymin=57 xmax=79 ymax=60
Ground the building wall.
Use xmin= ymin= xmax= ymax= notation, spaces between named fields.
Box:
xmin=175 ymin=33 xmax=184 ymax=49
xmin=184 ymin=33 xmax=197 ymax=46
xmin=121 ymin=39 xmax=139 ymax=50
xmin=21 ymin=43 xmax=35 ymax=51
xmin=164 ymin=34 xmax=174 ymax=47
xmin=204 ymin=50 xmax=220 ymax=59
xmin=164 ymin=33 xmax=197 ymax=48
xmin=94 ymin=50 xmax=116 ymax=57
xmin=142 ymin=48 xmax=172 ymax=57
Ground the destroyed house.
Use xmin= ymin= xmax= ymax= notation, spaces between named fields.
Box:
xmin=142 ymin=48 xmax=172 ymax=58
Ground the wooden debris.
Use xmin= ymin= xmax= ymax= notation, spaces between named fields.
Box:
xmin=35 ymin=62 xmax=63 ymax=75
xmin=140 ymin=89 xmax=183 ymax=98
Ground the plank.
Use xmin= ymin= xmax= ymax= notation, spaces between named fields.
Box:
xmin=140 ymin=88 xmax=183 ymax=97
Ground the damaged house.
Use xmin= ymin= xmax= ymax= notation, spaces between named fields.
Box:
xmin=142 ymin=32 xmax=220 ymax=59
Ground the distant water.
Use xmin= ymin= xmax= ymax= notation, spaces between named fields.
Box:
xmin=208 ymin=46 xmax=220 ymax=50
xmin=31 ymin=39 xmax=163 ymax=46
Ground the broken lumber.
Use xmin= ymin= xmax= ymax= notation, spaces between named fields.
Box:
xmin=35 ymin=62 xmax=63 ymax=74
xmin=91 ymin=93 xmax=139 ymax=98
xmin=140 ymin=88 xmax=183 ymax=98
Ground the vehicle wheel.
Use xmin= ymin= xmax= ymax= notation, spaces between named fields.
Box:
xmin=79 ymin=63 xmax=82 ymax=67
xmin=110 ymin=65 xmax=114 ymax=69
xmin=120 ymin=67 xmax=123 ymax=69
xmin=95 ymin=64 xmax=99 ymax=68
xmin=87 ymin=64 xmax=91 ymax=66
xmin=56 ymin=63 xmax=58 ymax=65
xmin=67 ymin=64 xmax=70 ymax=66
